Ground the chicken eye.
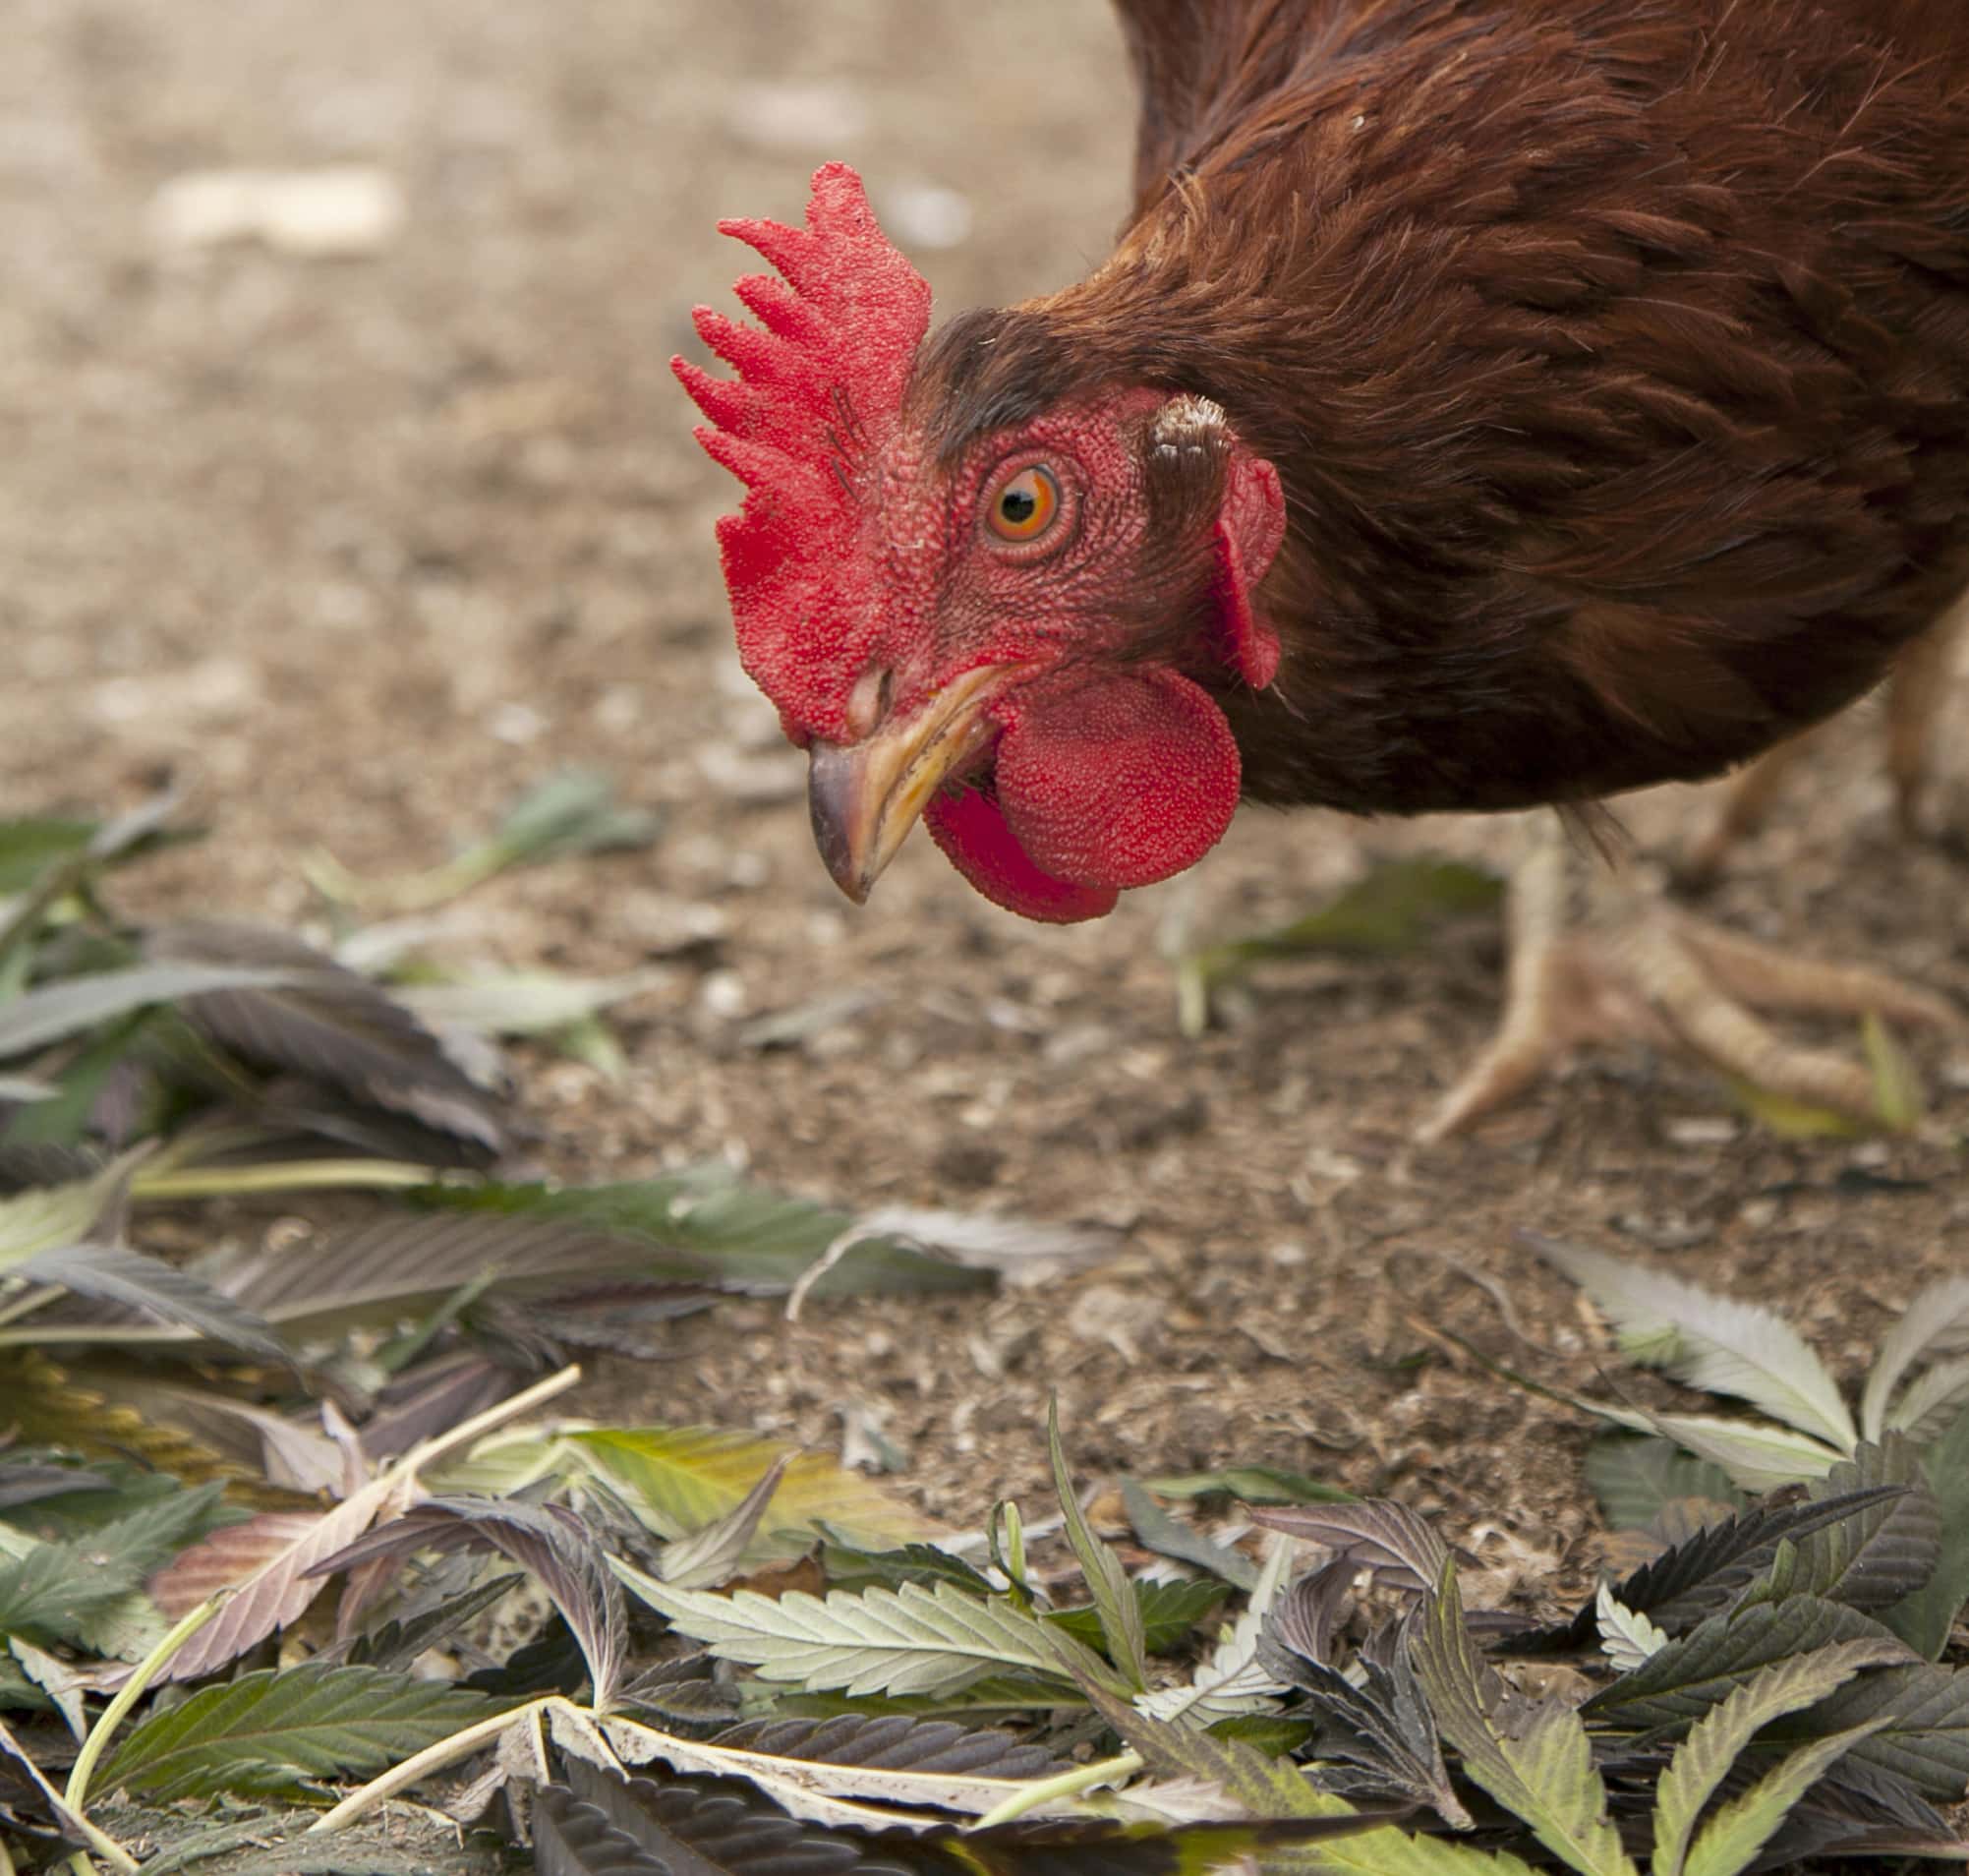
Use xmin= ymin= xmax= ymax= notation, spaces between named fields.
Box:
xmin=988 ymin=465 xmax=1060 ymax=542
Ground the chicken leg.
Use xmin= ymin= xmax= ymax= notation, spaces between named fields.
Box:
xmin=1420 ymin=814 xmax=1960 ymax=1142
xmin=1682 ymin=603 xmax=1969 ymax=885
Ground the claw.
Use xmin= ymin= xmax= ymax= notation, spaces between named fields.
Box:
xmin=1420 ymin=813 xmax=1958 ymax=1143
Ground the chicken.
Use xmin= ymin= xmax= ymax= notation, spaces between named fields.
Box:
xmin=675 ymin=0 xmax=1969 ymax=1134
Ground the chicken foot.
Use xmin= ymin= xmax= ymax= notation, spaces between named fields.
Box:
xmin=1683 ymin=602 xmax=1969 ymax=885
xmin=1419 ymin=813 xmax=1960 ymax=1142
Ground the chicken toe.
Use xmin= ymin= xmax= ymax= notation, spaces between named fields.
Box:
xmin=1419 ymin=814 xmax=1960 ymax=1143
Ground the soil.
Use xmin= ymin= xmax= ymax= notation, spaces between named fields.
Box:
xmin=4 ymin=0 xmax=1967 ymax=1579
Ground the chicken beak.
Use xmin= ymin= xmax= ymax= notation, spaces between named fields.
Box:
xmin=806 ymin=664 xmax=1012 ymax=904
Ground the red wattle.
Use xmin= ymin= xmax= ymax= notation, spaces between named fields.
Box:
xmin=922 ymin=669 xmax=1242 ymax=923
xmin=995 ymin=669 xmax=1242 ymax=889
xmin=924 ymin=789 xmax=1120 ymax=924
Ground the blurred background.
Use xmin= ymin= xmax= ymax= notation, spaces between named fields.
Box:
xmin=0 ymin=0 xmax=1130 ymax=883
xmin=3 ymin=0 xmax=1963 ymax=1514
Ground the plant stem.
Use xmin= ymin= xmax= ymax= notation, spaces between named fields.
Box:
xmin=396 ymin=1363 xmax=583 ymax=1475
xmin=0 ymin=1283 xmax=62 ymax=1328
xmin=307 ymin=1699 xmax=550 ymax=1834
xmin=971 ymin=1751 xmax=1144 ymax=1830
xmin=66 ymin=1596 xmax=224 ymax=1818
xmin=131 ymin=1159 xmax=445 ymax=1201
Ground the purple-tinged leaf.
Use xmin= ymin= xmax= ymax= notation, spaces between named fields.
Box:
xmin=709 ymin=1713 xmax=1063 ymax=1783
xmin=357 ymin=1353 xmax=528 ymax=1463
xmin=0 ymin=1459 xmax=114 ymax=1510
xmin=1247 ymin=1499 xmax=1455 ymax=1593
xmin=17 ymin=1241 xmax=287 ymax=1364
xmin=1522 ymin=1485 xmax=1915 ymax=1652
xmin=535 ymin=1783 xmax=670 ymax=1876
xmin=660 ymin=1454 xmax=794 ymax=1591
xmin=213 ymin=1208 xmax=705 ymax=1340
xmin=145 ymin=1479 xmax=395 ymax=1680
xmin=313 ymin=1495 xmax=625 ymax=1710
xmin=144 ymin=921 xmax=512 ymax=1152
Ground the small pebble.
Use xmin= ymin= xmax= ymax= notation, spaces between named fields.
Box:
xmin=699 ymin=970 xmax=747 ymax=1019
xmin=149 ymin=165 xmax=405 ymax=257
xmin=1665 ymin=1116 xmax=1739 ymax=1146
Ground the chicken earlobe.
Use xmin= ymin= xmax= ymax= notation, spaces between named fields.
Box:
xmin=1143 ymin=393 xmax=1287 ymax=688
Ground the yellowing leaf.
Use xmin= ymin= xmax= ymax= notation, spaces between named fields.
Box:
xmin=0 ymin=1353 xmax=291 ymax=1501
xmin=570 ymin=1426 xmax=939 ymax=1554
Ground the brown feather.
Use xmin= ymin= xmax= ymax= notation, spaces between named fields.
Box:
xmin=913 ymin=0 xmax=1969 ymax=816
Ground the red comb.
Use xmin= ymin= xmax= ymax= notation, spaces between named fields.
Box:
xmin=673 ymin=164 xmax=932 ymax=739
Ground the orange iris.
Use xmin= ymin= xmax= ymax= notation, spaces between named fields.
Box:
xmin=988 ymin=465 xmax=1059 ymax=542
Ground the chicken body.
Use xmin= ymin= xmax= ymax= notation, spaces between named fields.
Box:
xmin=680 ymin=0 xmax=1969 ymax=1130
xmin=939 ymin=0 xmax=1969 ymax=819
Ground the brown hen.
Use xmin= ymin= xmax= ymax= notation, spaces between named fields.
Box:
xmin=680 ymin=0 xmax=1969 ymax=1133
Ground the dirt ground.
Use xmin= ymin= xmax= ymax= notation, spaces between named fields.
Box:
xmin=4 ymin=0 xmax=1967 ymax=1568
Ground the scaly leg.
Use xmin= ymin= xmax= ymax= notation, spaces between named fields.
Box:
xmin=1419 ymin=813 xmax=1960 ymax=1143
xmin=1679 ymin=726 xmax=1825 ymax=889
xmin=1887 ymin=602 xmax=1969 ymax=845
xmin=1682 ymin=600 xmax=1969 ymax=881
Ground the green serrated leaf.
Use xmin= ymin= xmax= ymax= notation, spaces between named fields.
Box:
xmin=1048 ymin=1398 xmax=1147 ymax=1689
xmin=0 ymin=1456 xmax=234 ymax=1539
xmin=1524 ymin=1238 xmax=1854 ymax=1450
xmin=1087 ymin=1677 xmax=1530 ymax=1875
xmin=1045 ymin=1576 xmax=1229 ymax=1658
xmin=1683 ymin=1718 xmax=1890 ymax=1876
xmin=1863 ymin=1277 xmax=1969 ymax=1442
xmin=1760 ymin=1657 xmax=1969 ymax=1802
xmin=8 ymin=1634 xmax=85 ymax=1738
xmin=1205 ymin=1713 xmax=1318 ymax=1755
xmin=1412 ymin=1561 xmax=1638 ymax=1876
xmin=816 ymin=1532 xmax=997 ymax=1599
xmin=1792 ymin=1437 xmax=1940 ymax=1612
xmin=0 ymin=1482 xmax=226 ymax=1646
xmin=1649 ymin=1644 xmax=1898 ymax=1876
xmin=1644 ymin=1414 xmax=1843 ymax=1494
xmin=1083 ymin=1676 xmax=1342 ymax=1819
xmin=1582 ymin=1595 xmax=1914 ymax=1736
xmin=0 ymin=1160 xmax=124 ymax=1273
xmin=1583 ymin=1437 xmax=1744 ymax=1533
xmin=1882 ymin=1404 xmax=1969 ymax=1659
xmin=610 ymin=1558 xmax=1077 ymax=1700
xmin=98 ymin=1662 xmax=510 ymax=1800
xmin=1886 ymin=1357 xmax=1969 ymax=1444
